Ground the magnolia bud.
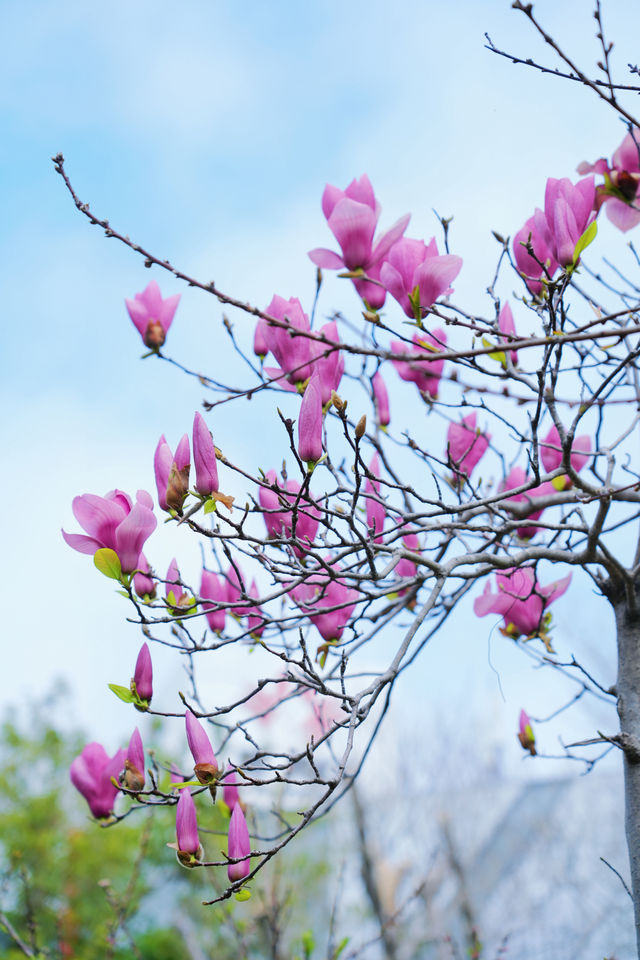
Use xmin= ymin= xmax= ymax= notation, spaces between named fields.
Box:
xmin=331 ymin=391 xmax=345 ymax=411
xmin=355 ymin=415 xmax=367 ymax=439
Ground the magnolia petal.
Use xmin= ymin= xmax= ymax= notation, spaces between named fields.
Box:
xmin=308 ymin=247 xmax=345 ymax=269
xmin=62 ymin=530 xmax=102 ymax=555
xmin=606 ymin=198 xmax=640 ymax=232
xmin=328 ymin=197 xmax=377 ymax=271
xmin=370 ymin=213 xmax=411 ymax=264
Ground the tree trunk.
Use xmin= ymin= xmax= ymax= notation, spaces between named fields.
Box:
xmin=615 ymin=599 xmax=640 ymax=956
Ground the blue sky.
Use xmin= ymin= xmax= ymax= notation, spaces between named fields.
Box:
xmin=2 ymin=0 xmax=637 ymax=778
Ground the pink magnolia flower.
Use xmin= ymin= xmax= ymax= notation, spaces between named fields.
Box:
xmin=396 ymin=530 xmax=421 ymax=597
xmin=372 ymin=371 xmax=390 ymax=427
xmin=253 ymin=316 xmax=270 ymax=358
xmin=298 ymin=372 xmax=323 ymax=466
xmin=259 ymin=470 xmax=320 ymax=555
xmin=517 ymin=709 xmax=536 ymax=755
xmin=70 ymin=742 xmax=126 ymax=819
xmin=364 ymin=454 xmax=385 ymax=543
xmin=222 ymin=767 xmax=241 ymax=812
xmin=262 ymin=295 xmax=317 ymax=387
xmin=499 ymin=466 xmax=555 ymax=540
xmin=125 ymin=280 xmax=180 ymax=350
xmin=121 ymin=727 xmax=145 ymax=792
xmin=133 ymin=552 xmax=156 ymax=599
xmin=380 ymin=236 xmax=462 ymax=318
xmin=132 ymin=642 xmax=153 ymax=703
xmin=227 ymin=803 xmax=251 ymax=882
xmin=176 ymin=788 xmax=201 ymax=862
xmin=474 ymin=567 xmax=571 ymax=639
xmin=540 ymin=424 xmax=592 ymax=489
xmin=292 ymin=563 xmax=359 ymax=643
xmin=154 ymin=433 xmax=190 ymax=515
xmin=447 ymin=413 xmax=490 ymax=481
xmin=578 ymin=128 xmax=640 ymax=232
xmin=247 ymin=579 xmax=266 ymax=639
xmin=185 ymin=709 xmax=219 ymax=784
xmin=313 ymin=321 xmax=345 ymax=404
xmin=165 ymin=558 xmax=192 ymax=613
xmin=200 ymin=569 xmax=227 ymax=633
xmin=308 ymin=174 xmax=410 ymax=309
xmin=513 ymin=214 xmax=559 ymax=296
xmin=390 ymin=329 xmax=447 ymax=399
xmin=192 ymin=412 xmax=219 ymax=496
xmin=533 ymin=176 xmax=596 ymax=267
xmin=62 ymin=489 xmax=156 ymax=575
xmin=498 ymin=302 xmax=518 ymax=365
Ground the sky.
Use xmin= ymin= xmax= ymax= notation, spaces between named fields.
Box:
xmin=2 ymin=0 xmax=639 ymax=795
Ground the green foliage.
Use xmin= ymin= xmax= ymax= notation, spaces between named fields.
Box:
xmin=572 ymin=218 xmax=598 ymax=265
xmin=0 ymin=716 xmax=176 ymax=958
xmin=93 ymin=548 xmax=122 ymax=581
xmin=108 ymin=684 xmax=137 ymax=705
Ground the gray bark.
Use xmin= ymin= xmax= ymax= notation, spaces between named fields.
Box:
xmin=615 ymin=599 xmax=640 ymax=957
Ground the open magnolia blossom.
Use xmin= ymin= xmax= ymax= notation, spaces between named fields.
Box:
xmin=447 ymin=413 xmax=490 ymax=482
xmin=291 ymin=563 xmax=359 ymax=645
xmin=62 ymin=488 xmax=156 ymax=576
xmin=474 ymin=567 xmax=572 ymax=648
xmin=308 ymin=174 xmax=410 ymax=308
xmin=390 ymin=329 xmax=447 ymax=399
xmin=578 ymin=127 xmax=640 ymax=232
xmin=262 ymin=295 xmax=319 ymax=387
xmin=70 ymin=743 xmax=126 ymax=819
xmin=258 ymin=470 xmax=320 ymax=556
xmin=539 ymin=424 xmax=592 ymax=489
xmin=380 ymin=236 xmax=462 ymax=318
xmin=499 ymin=467 xmax=555 ymax=540
xmin=125 ymin=280 xmax=180 ymax=350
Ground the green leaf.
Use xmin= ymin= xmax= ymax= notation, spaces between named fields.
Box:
xmin=332 ymin=937 xmax=350 ymax=959
xmin=408 ymin=284 xmax=422 ymax=322
xmin=108 ymin=684 xmax=136 ymax=704
xmin=302 ymin=929 xmax=315 ymax=958
xmin=572 ymin=219 xmax=598 ymax=264
xmin=115 ymin=589 xmax=129 ymax=598
xmin=94 ymin=548 xmax=122 ymax=581
xmin=204 ymin=498 xmax=217 ymax=514
xmin=235 ymin=888 xmax=251 ymax=902
xmin=481 ymin=336 xmax=506 ymax=367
